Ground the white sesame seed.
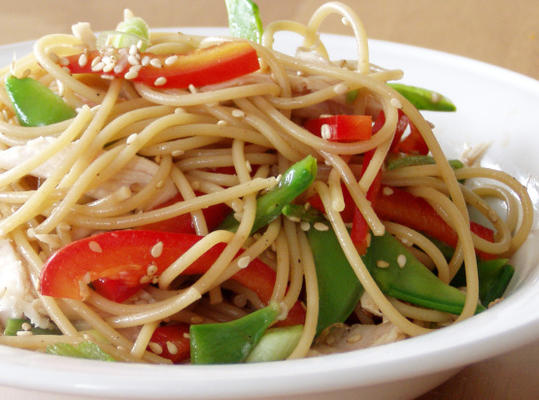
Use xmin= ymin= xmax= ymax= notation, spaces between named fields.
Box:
xmin=233 ymin=293 xmax=248 ymax=308
xmin=245 ymin=160 xmax=252 ymax=172
xmin=129 ymin=44 xmax=138 ymax=56
xmin=16 ymin=330 xmax=33 ymax=336
xmin=231 ymin=109 xmax=245 ymax=118
xmin=341 ymin=17 xmax=350 ymax=26
xmin=313 ymin=222 xmax=329 ymax=231
xmin=91 ymin=62 xmax=104 ymax=72
xmin=216 ymin=120 xmax=228 ymax=126
xmin=146 ymin=263 xmax=158 ymax=276
xmin=383 ymin=186 xmax=394 ymax=196
xmin=188 ymin=84 xmax=197 ymax=93
xmin=166 ymin=341 xmax=178 ymax=355
xmin=333 ymin=83 xmax=348 ymax=94
xmin=397 ymin=254 xmax=407 ymax=268
xmin=164 ymin=55 xmax=178 ymax=65
xmin=101 ymin=74 xmax=114 ymax=80
xmin=88 ymin=241 xmax=102 ymax=253
xmin=124 ymin=69 xmax=139 ymax=80
xmin=376 ymin=260 xmax=390 ymax=269
xmin=78 ymin=53 xmax=88 ymax=67
xmin=148 ymin=342 xmax=163 ymax=354
xmin=102 ymin=63 xmax=115 ymax=73
xmin=150 ymin=241 xmax=164 ymax=258
xmin=21 ymin=322 xmax=32 ymax=331
xmin=304 ymin=202 xmax=311 ymax=210
xmin=286 ymin=215 xmax=300 ymax=223
xmin=320 ymin=124 xmax=332 ymax=140
xmin=139 ymin=275 xmax=151 ymax=284
xmin=150 ymin=58 xmax=162 ymax=68
xmin=300 ymin=221 xmax=311 ymax=231
xmin=127 ymin=55 xmax=139 ymax=66
xmin=91 ymin=56 xmax=102 ymax=68
xmin=154 ymin=77 xmax=167 ymax=86
xmin=390 ymin=98 xmax=402 ymax=108
xmin=183 ymin=332 xmax=191 ymax=339
xmin=141 ymin=55 xmax=151 ymax=66
xmin=136 ymin=40 xmax=144 ymax=50
xmin=400 ymin=237 xmax=412 ymax=246
xmin=237 ymin=256 xmax=251 ymax=269
xmin=431 ymin=92 xmax=441 ymax=103
xmin=126 ymin=133 xmax=137 ymax=144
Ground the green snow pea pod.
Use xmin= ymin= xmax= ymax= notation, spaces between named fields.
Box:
xmin=190 ymin=303 xmax=280 ymax=364
xmin=388 ymin=83 xmax=456 ymax=111
xmin=219 ymin=155 xmax=318 ymax=233
xmin=5 ymin=75 xmax=76 ymax=127
xmin=364 ymin=232 xmax=485 ymax=314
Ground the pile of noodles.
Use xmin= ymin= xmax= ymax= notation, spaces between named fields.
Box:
xmin=0 ymin=2 xmax=532 ymax=363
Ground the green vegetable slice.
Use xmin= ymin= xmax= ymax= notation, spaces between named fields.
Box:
xmin=219 ymin=155 xmax=317 ymax=233
xmin=5 ymin=76 xmax=76 ymax=127
xmin=364 ymin=232 xmax=485 ymax=314
xmin=3 ymin=318 xmax=60 ymax=336
xmin=46 ymin=341 xmax=115 ymax=361
xmin=389 ymin=83 xmax=456 ymax=111
xmin=246 ymin=325 xmax=303 ymax=362
xmin=387 ymin=155 xmax=464 ymax=171
xmin=190 ymin=303 xmax=280 ymax=364
xmin=451 ymin=258 xmax=514 ymax=306
xmin=225 ymin=0 xmax=264 ymax=43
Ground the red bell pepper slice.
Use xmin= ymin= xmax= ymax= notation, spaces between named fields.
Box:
xmin=389 ymin=110 xmax=409 ymax=153
xmin=373 ymin=186 xmax=496 ymax=259
xmin=349 ymin=111 xmax=386 ymax=254
xmin=304 ymin=115 xmax=373 ymax=142
xmin=64 ymin=41 xmax=260 ymax=89
xmin=397 ymin=121 xmax=429 ymax=155
xmin=148 ymin=324 xmax=191 ymax=363
xmin=40 ymin=230 xmax=305 ymax=324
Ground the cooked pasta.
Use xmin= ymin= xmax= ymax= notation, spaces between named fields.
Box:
xmin=0 ymin=2 xmax=533 ymax=364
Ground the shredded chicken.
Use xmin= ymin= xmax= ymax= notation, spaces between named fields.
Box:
xmin=0 ymin=137 xmax=177 ymax=208
xmin=0 ymin=239 xmax=51 ymax=328
xmin=308 ymin=322 xmax=406 ymax=356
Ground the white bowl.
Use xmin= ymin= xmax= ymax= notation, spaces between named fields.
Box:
xmin=0 ymin=29 xmax=538 ymax=400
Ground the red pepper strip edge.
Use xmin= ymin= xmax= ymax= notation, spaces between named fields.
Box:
xmin=373 ymin=186 xmax=496 ymax=259
xmin=64 ymin=41 xmax=260 ymax=89
xmin=304 ymin=115 xmax=373 ymax=142
xmin=398 ymin=121 xmax=429 ymax=155
xmin=40 ymin=230 xmax=305 ymax=325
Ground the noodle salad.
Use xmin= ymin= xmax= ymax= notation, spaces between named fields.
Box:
xmin=0 ymin=1 xmax=533 ymax=364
